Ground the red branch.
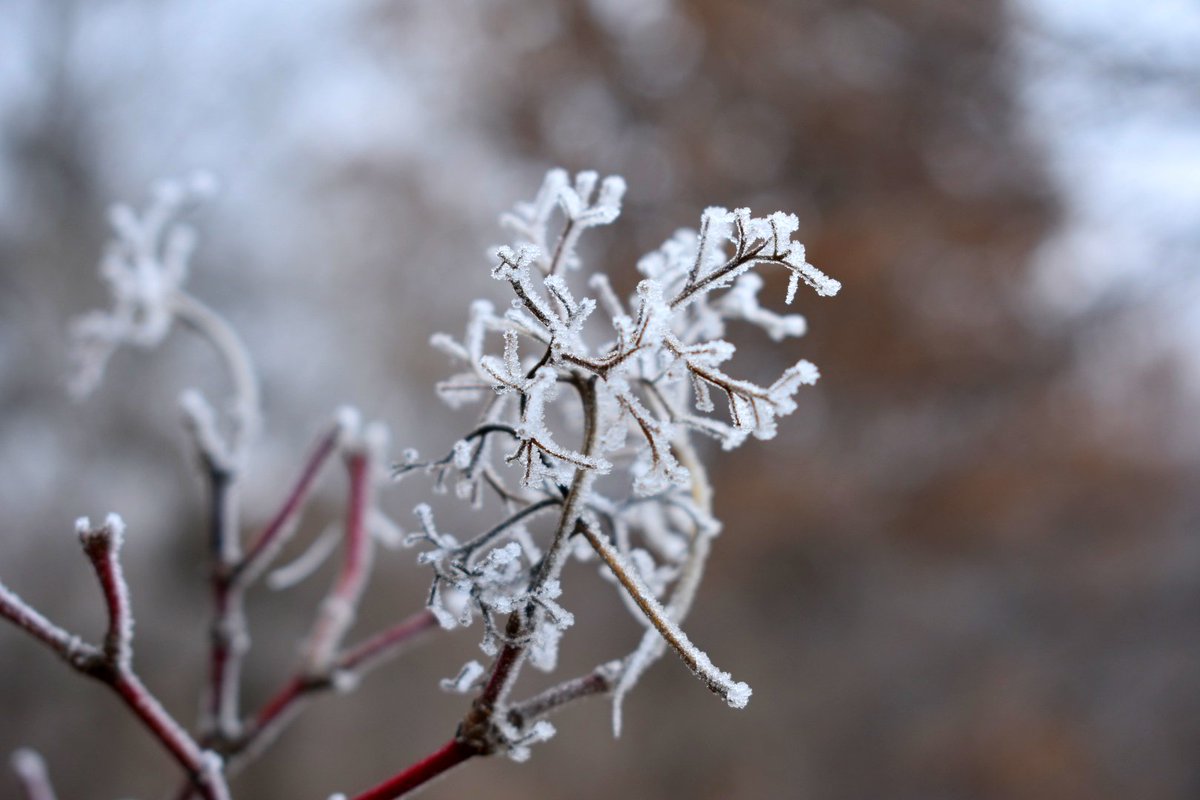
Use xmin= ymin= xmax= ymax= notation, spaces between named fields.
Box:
xmin=204 ymin=422 xmax=341 ymax=744
xmin=239 ymin=424 xmax=341 ymax=582
xmin=347 ymin=739 xmax=478 ymax=800
xmin=301 ymin=450 xmax=374 ymax=673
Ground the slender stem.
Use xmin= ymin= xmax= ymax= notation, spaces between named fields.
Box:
xmin=238 ymin=422 xmax=342 ymax=585
xmin=248 ymin=675 xmax=309 ymax=745
xmin=113 ymin=672 xmax=229 ymax=800
xmin=474 ymin=379 xmax=598 ymax=716
xmin=302 ymin=451 xmax=374 ymax=674
xmin=0 ymin=524 xmax=231 ymax=800
xmin=580 ymin=517 xmax=747 ymax=707
xmin=547 ymin=218 xmax=578 ymax=277
xmin=346 ymin=739 xmax=478 ymax=800
xmin=0 ymin=582 xmax=100 ymax=670
xmin=337 ymin=608 xmax=440 ymax=675
xmin=11 ymin=749 xmax=58 ymax=800
xmin=610 ymin=431 xmax=717 ymax=709
xmin=171 ymin=291 xmax=260 ymax=453
xmin=668 ymin=246 xmax=775 ymax=310
xmin=206 ymin=573 xmax=246 ymax=743
xmin=454 ymin=377 xmax=600 ymax=765
xmin=174 ymin=289 xmax=264 ymax=746
xmin=77 ymin=517 xmax=133 ymax=671
xmin=506 ymin=666 xmax=615 ymax=728
xmin=204 ymin=419 xmax=344 ymax=748
xmin=225 ymin=609 xmax=440 ymax=771
xmin=346 ymin=381 xmax=601 ymax=799
xmin=184 ymin=419 xmax=245 ymax=745
xmin=451 ymin=498 xmax=561 ymax=560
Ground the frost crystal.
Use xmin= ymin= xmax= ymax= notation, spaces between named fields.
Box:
xmin=440 ymin=660 xmax=486 ymax=694
xmin=404 ymin=168 xmax=837 ymax=759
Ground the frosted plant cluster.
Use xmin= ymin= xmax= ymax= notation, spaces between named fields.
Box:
xmin=0 ymin=169 xmax=837 ymax=800
xmin=408 ymin=168 xmax=840 ymax=742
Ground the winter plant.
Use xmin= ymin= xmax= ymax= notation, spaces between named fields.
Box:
xmin=1 ymin=168 xmax=839 ymax=799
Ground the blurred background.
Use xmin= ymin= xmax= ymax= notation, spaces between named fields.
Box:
xmin=1 ymin=0 xmax=1198 ymax=798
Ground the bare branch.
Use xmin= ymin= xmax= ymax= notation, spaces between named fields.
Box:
xmin=76 ymin=514 xmax=133 ymax=670
xmin=10 ymin=749 xmax=58 ymax=800
xmin=579 ymin=518 xmax=750 ymax=710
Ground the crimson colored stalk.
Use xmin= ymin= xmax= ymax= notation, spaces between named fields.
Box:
xmin=347 ymin=739 xmax=477 ymax=800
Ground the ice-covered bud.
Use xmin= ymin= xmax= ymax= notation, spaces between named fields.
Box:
xmin=439 ymin=660 xmax=486 ymax=694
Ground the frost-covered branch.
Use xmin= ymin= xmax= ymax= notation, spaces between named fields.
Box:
xmin=301 ymin=421 xmax=388 ymax=675
xmin=12 ymin=167 xmax=838 ymax=800
xmin=579 ymin=516 xmax=749 ymax=709
xmin=0 ymin=517 xmax=231 ymax=800
xmin=342 ymin=168 xmax=838 ymax=797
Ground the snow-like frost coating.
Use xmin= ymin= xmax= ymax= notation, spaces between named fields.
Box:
xmin=410 ymin=168 xmax=839 ymax=755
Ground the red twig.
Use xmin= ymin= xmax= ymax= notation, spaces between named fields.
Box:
xmin=302 ymin=450 xmax=374 ymax=674
xmin=0 ymin=519 xmax=231 ymax=800
xmin=346 ymin=739 xmax=478 ymax=800
xmin=113 ymin=673 xmax=228 ymax=799
xmin=0 ymin=584 xmax=98 ymax=669
xmin=203 ymin=421 xmax=341 ymax=744
xmin=78 ymin=519 xmax=133 ymax=667
xmin=238 ymin=424 xmax=342 ymax=583
xmin=224 ymin=609 xmax=439 ymax=774
xmin=337 ymin=608 xmax=440 ymax=675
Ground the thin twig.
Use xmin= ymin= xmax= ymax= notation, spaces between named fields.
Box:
xmin=10 ymin=749 xmax=58 ymax=800
xmin=0 ymin=583 xmax=100 ymax=671
xmin=0 ymin=519 xmax=231 ymax=800
xmin=225 ymin=609 xmax=440 ymax=771
xmin=343 ymin=739 xmax=477 ymax=800
xmin=301 ymin=450 xmax=375 ymax=674
xmin=506 ymin=664 xmax=617 ymax=728
xmin=579 ymin=517 xmax=748 ymax=708
xmin=237 ymin=421 xmax=343 ymax=585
